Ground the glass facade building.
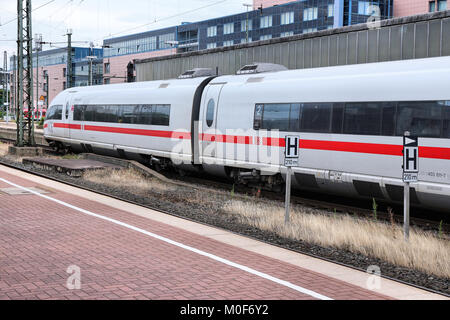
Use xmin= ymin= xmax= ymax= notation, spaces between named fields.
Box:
xmin=102 ymin=0 xmax=393 ymax=56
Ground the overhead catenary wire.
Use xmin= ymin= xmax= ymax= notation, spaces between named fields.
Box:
xmin=0 ymin=0 xmax=57 ymax=29
xmin=100 ymin=0 xmax=229 ymax=41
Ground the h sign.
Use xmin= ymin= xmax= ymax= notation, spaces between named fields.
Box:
xmin=285 ymin=136 xmax=300 ymax=167
xmin=403 ymin=136 xmax=419 ymax=182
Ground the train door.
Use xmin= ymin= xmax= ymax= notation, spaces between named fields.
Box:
xmin=63 ymin=94 xmax=73 ymax=139
xmin=200 ymin=84 xmax=224 ymax=162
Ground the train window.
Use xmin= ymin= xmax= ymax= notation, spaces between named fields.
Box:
xmin=119 ymin=105 xmax=140 ymax=124
xmin=206 ymin=99 xmax=215 ymax=127
xmin=261 ymin=104 xmax=290 ymax=131
xmin=254 ymin=104 xmax=263 ymax=130
xmin=153 ymin=105 xmax=170 ymax=126
xmin=396 ymin=102 xmax=442 ymax=137
xmin=331 ymin=103 xmax=344 ymax=133
xmin=139 ymin=105 xmax=153 ymax=125
xmin=381 ymin=103 xmax=397 ymax=136
xmin=73 ymin=105 xmax=85 ymax=121
xmin=442 ymin=102 xmax=450 ymax=138
xmin=289 ymin=104 xmax=301 ymax=132
xmin=84 ymin=105 xmax=96 ymax=122
xmin=95 ymin=105 xmax=119 ymax=123
xmin=46 ymin=105 xmax=63 ymax=120
xmin=301 ymin=103 xmax=332 ymax=133
xmin=344 ymin=103 xmax=381 ymax=135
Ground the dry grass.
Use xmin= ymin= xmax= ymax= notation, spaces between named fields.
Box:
xmin=223 ymin=200 xmax=450 ymax=279
xmin=0 ymin=142 xmax=8 ymax=156
xmin=83 ymin=168 xmax=174 ymax=192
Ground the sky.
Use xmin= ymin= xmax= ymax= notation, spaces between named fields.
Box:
xmin=0 ymin=0 xmax=251 ymax=68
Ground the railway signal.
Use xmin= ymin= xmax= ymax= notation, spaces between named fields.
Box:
xmin=402 ymin=132 xmax=419 ymax=241
xmin=284 ymin=136 xmax=300 ymax=224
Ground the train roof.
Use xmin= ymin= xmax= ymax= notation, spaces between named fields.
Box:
xmin=211 ymin=56 xmax=450 ymax=102
xmin=212 ymin=56 xmax=450 ymax=85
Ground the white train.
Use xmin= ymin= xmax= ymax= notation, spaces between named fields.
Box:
xmin=44 ymin=56 xmax=450 ymax=211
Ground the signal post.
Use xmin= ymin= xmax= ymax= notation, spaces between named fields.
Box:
xmin=284 ymin=135 xmax=300 ymax=224
xmin=402 ymin=132 xmax=419 ymax=242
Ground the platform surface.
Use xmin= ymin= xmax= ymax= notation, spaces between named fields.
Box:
xmin=0 ymin=164 xmax=446 ymax=300
xmin=23 ymin=158 xmax=122 ymax=170
xmin=0 ymin=122 xmax=43 ymax=133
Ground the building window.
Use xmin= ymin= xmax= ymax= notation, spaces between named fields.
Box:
xmin=104 ymin=63 xmax=110 ymax=74
xmin=327 ymin=25 xmax=334 ymax=30
xmin=303 ymin=7 xmax=318 ymax=21
xmin=207 ymin=26 xmax=217 ymax=37
xmin=223 ymin=23 xmax=234 ymax=35
xmin=280 ymin=31 xmax=294 ymax=37
xmin=303 ymin=28 xmax=318 ymax=34
xmin=159 ymin=33 xmax=175 ymax=49
xmin=280 ymin=12 xmax=294 ymax=25
xmin=260 ymin=15 xmax=272 ymax=28
xmin=241 ymin=37 xmax=252 ymax=43
xmin=358 ymin=1 xmax=377 ymax=15
xmin=63 ymin=82 xmax=66 ymax=90
xmin=430 ymin=1 xmax=436 ymax=12
xmin=241 ymin=19 xmax=252 ymax=32
xmin=438 ymin=0 xmax=447 ymax=11
xmin=328 ymin=3 xmax=334 ymax=17
xmin=260 ymin=34 xmax=272 ymax=41
xmin=104 ymin=78 xmax=110 ymax=85
xmin=63 ymin=68 xmax=66 ymax=77
xmin=223 ymin=40 xmax=234 ymax=47
xmin=207 ymin=43 xmax=217 ymax=49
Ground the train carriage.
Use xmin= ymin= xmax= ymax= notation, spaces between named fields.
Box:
xmin=44 ymin=56 xmax=450 ymax=211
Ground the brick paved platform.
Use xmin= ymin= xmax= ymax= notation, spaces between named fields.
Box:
xmin=0 ymin=165 xmax=445 ymax=300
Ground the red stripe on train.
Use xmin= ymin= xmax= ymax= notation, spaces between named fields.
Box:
xmin=420 ymin=146 xmax=450 ymax=160
xmin=83 ymin=125 xmax=191 ymax=140
xmin=53 ymin=123 xmax=81 ymax=130
xmin=300 ymin=140 xmax=403 ymax=156
xmin=50 ymin=123 xmax=450 ymax=160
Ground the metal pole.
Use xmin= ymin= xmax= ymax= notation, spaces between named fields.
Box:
xmin=13 ymin=54 xmax=17 ymax=121
xmin=26 ymin=0 xmax=35 ymax=146
xmin=403 ymin=130 xmax=411 ymax=242
xmin=285 ymin=167 xmax=292 ymax=224
xmin=44 ymin=72 xmax=49 ymax=110
xmin=4 ymin=51 xmax=9 ymax=123
xmin=404 ymin=181 xmax=410 ymax=241
xmin=36 ymin=48 xmax=39 ymax=119
xmin=17 ymin=0 xmax=24 ymax=146
xmin=88 ymin=58 xmax=93 ymax=86
xmin=2 ymin=51 xmax=6 ymax=116
xmin=243 ymin=4 xmax=251 ymax=43
xmin=67 ymin=30 xmax=72 ymax=89
xmin=246 ymin=10 xmax=249 ymax=43
xmin=35 ymin=34 xmax=42 ymax=119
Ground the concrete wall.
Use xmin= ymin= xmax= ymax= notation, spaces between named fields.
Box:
xmin=135 ymin=11 xmax=450 ymax=82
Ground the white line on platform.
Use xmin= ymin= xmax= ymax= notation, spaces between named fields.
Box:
xmin=0 ymin=177 xmax=332 ymax=300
